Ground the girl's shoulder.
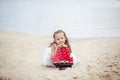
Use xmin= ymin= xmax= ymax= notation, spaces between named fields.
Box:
xmin=50 ymin=43 xmax=58 ymax=49
xmin=50 ymin=43 xmax=57 ymax=47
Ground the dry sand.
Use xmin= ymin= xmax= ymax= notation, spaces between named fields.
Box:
xmin=0 ymin=31 xmax=120 ymax=80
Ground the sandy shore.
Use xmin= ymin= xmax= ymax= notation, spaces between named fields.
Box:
xmin=0 ymin=31 xmax=120 ymax=80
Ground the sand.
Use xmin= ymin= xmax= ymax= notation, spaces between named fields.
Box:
xmin=0 ymin=31 xmax=120 ymax=80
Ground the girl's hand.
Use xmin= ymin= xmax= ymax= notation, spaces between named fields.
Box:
xmin=58 ymin=43 xmax=67 ymax=47
xmin=58 ymin=44 xmax=62 ymax=47
xmin=61 ymin=43 xmax=67 ymax=47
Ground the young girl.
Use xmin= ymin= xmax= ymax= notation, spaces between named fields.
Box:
xmin=42 ymin=30 xmax=76 ymax=67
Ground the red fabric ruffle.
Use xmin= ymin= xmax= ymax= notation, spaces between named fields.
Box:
xmin=52 ymin=47 xmax=73 ymax=62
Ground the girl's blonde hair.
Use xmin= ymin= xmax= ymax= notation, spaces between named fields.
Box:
xmin=49 ymin=30 xmax=72 ymax=53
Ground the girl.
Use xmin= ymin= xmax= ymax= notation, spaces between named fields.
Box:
xmin=42 ymin=30 xmax=76 ymax=67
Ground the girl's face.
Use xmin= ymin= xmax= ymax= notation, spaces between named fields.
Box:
xmin=54 ymin=32 xmax=66 ymax=45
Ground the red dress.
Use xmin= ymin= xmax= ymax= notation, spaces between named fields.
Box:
xmin=52 ymin=47 xmax=73 ymax=63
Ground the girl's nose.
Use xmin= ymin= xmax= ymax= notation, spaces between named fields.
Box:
xmin=60 ymin=39 xmax=63 ymax=42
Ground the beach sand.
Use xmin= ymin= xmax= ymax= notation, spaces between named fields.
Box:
xmin=0 ymin=31 xmax=120 ymax=80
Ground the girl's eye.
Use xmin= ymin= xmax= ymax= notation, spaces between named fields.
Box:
xmin=61 ymin=37 xmax=63 ymax=39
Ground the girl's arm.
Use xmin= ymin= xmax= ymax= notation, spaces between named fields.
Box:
xmin=51 ymin=44 xmax=57 ymax=58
